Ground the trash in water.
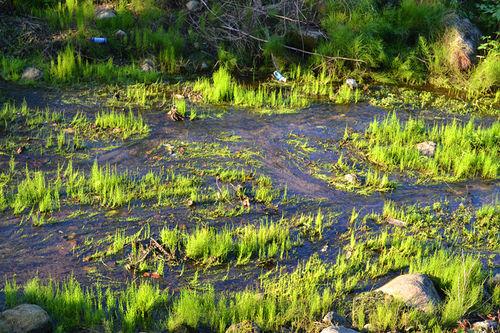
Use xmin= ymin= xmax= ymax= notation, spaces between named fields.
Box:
xmin=90 ymin=37 xmax=108 ymax=44
xmin=273 ymin=71 xmax=287 ymax=83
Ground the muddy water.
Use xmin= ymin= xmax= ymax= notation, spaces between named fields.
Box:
xmin=0 ymin=82 xmax=498 ymax=291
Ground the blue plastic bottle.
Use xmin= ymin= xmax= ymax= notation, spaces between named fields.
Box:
xmin=90 ymin=37 xmax=108 ymax=44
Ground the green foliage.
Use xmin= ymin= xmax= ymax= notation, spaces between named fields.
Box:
xmin=193 ymin=67 xmax=309 ymax=111
xmin=334 ymin=84 xmax=361 ymax=104
xmin=185 ymin=227 xmax=234 ymax=264
xmin=468 ymin=36 xmax=500 ymax=97
xmin=0 ymin=56 xmax=26 ymax=81
xmin=122 ymin=283 xmax=165 ymax=332
xmin=94 ymin=110 xmax=149 ymax=139
xmin=411 ymin=251 xmax=485 ymax=326
xmin=89 ymin=160 xmax=134 ymax=208
xmin=50 ymin=45 xmax=81 ymax=82
xmin=350 ymin=113 xmax=499 ymax=181
xmin=236 ymin=220 xmax=291 ymax=264
xmin=253 ymin=175 xmax=278 ymax=205
xmin=12 ymin=169 xmax=60 ymax=215
xmin=0 ymin=102 xmax=18 ymax=130
xmin=17 ymin=277 xmax=103 ymax=331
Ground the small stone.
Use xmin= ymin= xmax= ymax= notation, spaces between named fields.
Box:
xmin=472 ymin=320 xmax=498 ymax=332
xmin=492 ymin=272 xmax=500 ymax=286
xmin=186 ymin=0 xmax=199 ymax=11
xmin=0 ymin=304 xmax=52 ymax=333
xmin=376 ymin=273 xmax=441 ymax=312
xmin=321 ymin=326 xmax=359 ymax=333
xmin=95 ymin=9 xmax=116 ymax=19
xmin=21 ymin=67 xmax=43 ymax=81
xmin=201 ymin=62 xmax=209 ymax=70
xmin=225 ymin=320 xmax=261 ymax=333
xmin=115 ymin=29 xmax=127 ymax=39
xmin=344 ymin=174 xmax=359 ymax=185
xmin=141 ymin=59 xmax=155 ymax=72
xmin=345 ymin=78 xmax=358 ymax=90
xmin=323 ymin=311 xmax=349 ymax=326
xmin=416 ymin=141 xmax=436 ymax=157
xmin=386 ymin=217 xmax=405 ymax=227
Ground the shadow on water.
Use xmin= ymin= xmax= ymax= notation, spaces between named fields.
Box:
xmin=0 ymin=82 xmax=498 ymax=291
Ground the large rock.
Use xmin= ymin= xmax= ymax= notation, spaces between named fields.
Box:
xmin=287 ymin=27 xmax=326 ymax=50
xmin=321 ymin=326 xmax=359 ymax=333
xmin=376 ymin=274 xmax=441 ymax=312
xmin=225 ymin=320 xmax=261 ymax=333
xmin=0 ymin=304 xmax=52 ymax=333
xmin=95 ymin=9 xmax=116 ymax=19
xmin=416 ymin=141 xmax=436 ymax=157
xmin=21 ymin=67 xmax=43 ymax=81
xmin=444 ymin=15 xmax=481 ymax=71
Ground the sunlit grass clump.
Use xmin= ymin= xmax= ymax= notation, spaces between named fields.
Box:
xmin=3 ymin=226 xmax=497 ymax=332
xmin=350 ymin=113 xmax=499 ymax=181
xmin=12 ymin=169 xmax=61 ymax=215
xmin=159 ymin=220 xmax=292 ymax=266
xmin=193 ymin=67 xmax=309 ymax=111
xmin=95 ymin=110 xmax=149 ymax=139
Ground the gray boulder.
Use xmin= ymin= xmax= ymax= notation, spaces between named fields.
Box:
xmin=376 ymin=273 xmax=441 ymax=312
xmin=323 ymin=311 xmax=349 ymax=326
xmin=416 ymin=141 xmax=436 ymax=157
xmin=321 ymin=326 xmax=359 ymax=333
xmin=0 ymin=304 xmax=52 ymax=333
xmin=21 ymin=67 xmax=43 ymax=81
xmin=95 ymin=9 xmax=116 ymax=19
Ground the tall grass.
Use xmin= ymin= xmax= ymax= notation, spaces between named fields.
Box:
xmin=193 ymin=67 xmax=309 ymax=110
xmin=89 ymin=161 xmax=134 ymax=208
xmin=185 ymin=227 xmax=234 ymax=265
xmin=95 ymin=110 xmax=150 ymax=139
xmin=179 ymin=221 xmax=291 ymax=266
xmin=50 ymin=45 xmax=81 ymax=82
xmin=0 ymin=56 xmax=27 ymax=81
xmin=352 ymin=113 xmax=499 ymax=180
xmin=468 ymin=38 xmax=500 ymax=97
xmin=12 ymin=169 xmax=60 ymax=215
xmin=236 ymin=220 xmax=291 ymax=264
xmin=410 ymin=251 xmax=485 ymax=326
xmin=0 ymin=102 xmax=17 ymax=129
xmin=3 ymin=229 xmax=494 ymax=332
